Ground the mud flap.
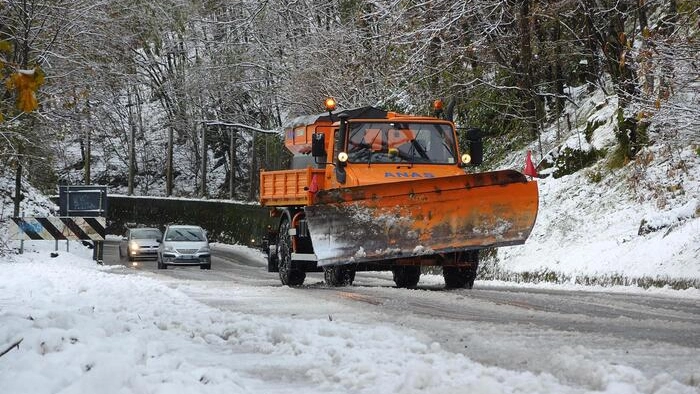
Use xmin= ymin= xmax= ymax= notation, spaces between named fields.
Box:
xmin=305 ymin=170 xmax=538 ymax=266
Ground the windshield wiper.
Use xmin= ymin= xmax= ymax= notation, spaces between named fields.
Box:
xmin=366 ymin=128 xmax=383 ymax=168
xmin=407 ymin=127 xmax=429 ymax=167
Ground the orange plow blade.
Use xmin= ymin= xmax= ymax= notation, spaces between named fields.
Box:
xmin=305 ymin=170 xmax=539 ymax=266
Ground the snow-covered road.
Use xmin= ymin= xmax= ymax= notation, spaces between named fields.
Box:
xmin=1 ymin=242 xmax=698 ymax=393
xmin=141 ymin=243 xmax=700 ymax=391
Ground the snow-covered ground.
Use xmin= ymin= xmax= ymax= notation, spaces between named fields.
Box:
xmin=1 ymin=244 xmax=698 ymax=394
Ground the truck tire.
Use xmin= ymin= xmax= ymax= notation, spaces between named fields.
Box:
xmin=267 ymin=246 xmax=279 ymax=272
xmin=443 ymin=266 xmax=477 ymax=289
xmin=392 ymin=266 xmax=421 ymax=288
xmin=277 ymin=217 xmax=306 ymax=286
xmin=323 ymin=265 xmax=355 ymax=287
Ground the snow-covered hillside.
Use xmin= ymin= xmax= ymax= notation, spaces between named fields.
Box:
xmin=493 ymin=88 xmax=699 ymax=288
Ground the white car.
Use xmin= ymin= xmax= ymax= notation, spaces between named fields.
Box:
xmin=120 ymin=227 xmax=162 ymax=262
xmin=157 ymin=225 xmax=211 ymax=270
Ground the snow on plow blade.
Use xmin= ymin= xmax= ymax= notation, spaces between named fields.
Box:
xmin=305 ymin=170 xmax=539 ymax=266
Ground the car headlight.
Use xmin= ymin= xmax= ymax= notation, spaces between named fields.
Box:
xmin=129 ymin=240 xmax=139 ymax=250
xmin=198 ymin=246 xmax=210 ymax=254
xmin=163 ymin=245 xmax=176 ymax=253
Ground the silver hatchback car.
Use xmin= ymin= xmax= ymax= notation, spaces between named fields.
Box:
xmin=157 ymin=225 xmax=211 ymax=270
xmin=120 ymin=227 xmax=162 ymax=262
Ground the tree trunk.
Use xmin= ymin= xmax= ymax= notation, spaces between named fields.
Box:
xmin=552 ymin=17 xmax=564 ymax=117
xmin=127 ymin=87 xmax=136 ymax=196
xmin=166 ymin=128 xmax=173 ymax=196
xmin=200 ymin=127 xmax=207 ymax=198
xmin=518 ymin=0 xmax=538 ymax=138
xmin=13 ymin=158 xmax=22 ymax=217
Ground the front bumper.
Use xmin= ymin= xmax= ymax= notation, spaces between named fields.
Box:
xmin=161 ymin=252 xmax=211 ymax=266
xmin=130 ymin=249 xmax=158 ymax=260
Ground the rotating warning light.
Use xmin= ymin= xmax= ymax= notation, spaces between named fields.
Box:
xmin=461 ymin=153 xmax=472 ymax=164
xmin=324 ymin=97 xmax=337 ymax=112
xmin=433 ymin=99 xmax=443 ymax=111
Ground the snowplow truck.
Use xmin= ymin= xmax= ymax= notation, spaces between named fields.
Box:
xmin=260 ymin=101 xmax=538 ymax=289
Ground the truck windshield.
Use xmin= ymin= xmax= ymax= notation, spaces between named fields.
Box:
xmin=346 ymin=122 xmax=457 ymax=164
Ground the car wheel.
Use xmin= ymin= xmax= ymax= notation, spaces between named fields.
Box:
xmin=200 ymin=263 xmax=211 ymax=270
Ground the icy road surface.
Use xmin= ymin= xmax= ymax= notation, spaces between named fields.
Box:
xmin=112 ymin=242 xmax=700 ymax=392
xmin=3 ymin=241 xmax=698 ymax=394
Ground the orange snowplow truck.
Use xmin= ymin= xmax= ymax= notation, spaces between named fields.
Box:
xmin=259 ymin=99 xmax=538 ymax=288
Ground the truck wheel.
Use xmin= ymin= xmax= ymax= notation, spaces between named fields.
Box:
xmin=277 ymin=217 xmax=306 ymax=286
xmin=267 ymin=245 xmax=278 ymax=272
xmin=443 ymin=266 xmax=477 ymax=289
xmin=323 ymin=265 xmax=355 ymax=287
xmin=392 ymin=266 xmax=421 ymax=288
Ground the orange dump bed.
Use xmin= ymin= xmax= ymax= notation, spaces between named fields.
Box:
xmin=259 ymin=168 xmax=325 ymax=207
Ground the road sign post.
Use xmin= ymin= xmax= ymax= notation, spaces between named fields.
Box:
xmin=58 ymin=185 xmax=108 ymax=262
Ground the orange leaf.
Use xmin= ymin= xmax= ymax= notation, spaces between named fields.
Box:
xmin=618 ymin=32 xmax=626 ymax=44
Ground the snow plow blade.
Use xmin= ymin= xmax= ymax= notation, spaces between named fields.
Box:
xmin=305 ymin=170 xmax=538 ymax=266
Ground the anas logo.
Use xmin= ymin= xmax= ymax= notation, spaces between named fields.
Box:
xmin=385 ymin=172 xmax=435 ymax=178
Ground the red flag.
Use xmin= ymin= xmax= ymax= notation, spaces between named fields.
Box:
xmin=524 ymin=150 xmax=538 ymax=177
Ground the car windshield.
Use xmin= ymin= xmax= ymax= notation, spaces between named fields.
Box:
xmin=347 ymin=122 xmax=457 ymax=164
xmin=165 ymin=228 xmax=205 ymax=242
xmin=131 ymin=229 xmax=162 ymax=239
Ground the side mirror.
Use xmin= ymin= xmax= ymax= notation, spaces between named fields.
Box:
xmin=311 ymin=133 xmax=326 ymax=157
xmin=465 ymin=128 xmax=483 ymax=166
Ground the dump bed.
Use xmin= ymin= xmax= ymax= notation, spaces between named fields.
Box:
xmin=259 ymin=168 xmax=325 ymax=207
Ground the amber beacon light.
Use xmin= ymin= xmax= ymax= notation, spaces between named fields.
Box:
xmin=324 ymin=97 xmax=337 ymax=112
